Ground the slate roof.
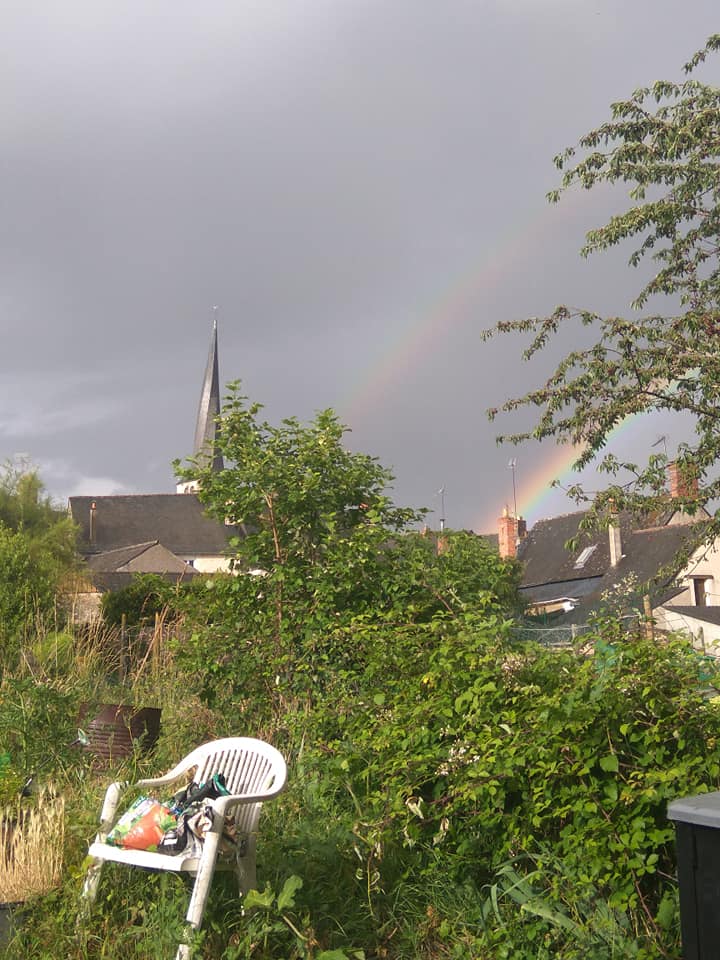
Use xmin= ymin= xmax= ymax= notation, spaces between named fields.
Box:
xmin=519 ymin=576 xmax=602 ymax=604
xmin=85 ymin=542 xmax=161 ymax=571
xmin=657 ymin=605 xmax=720 ymax=627
xmin=518 ymin=509 xmax=700 ymax=622
xmin=84 ymin=571 xmax=198 ymax=594
xmin=69 ymin=494 xmax=245 ymax=557
xmin=85 ymin=541 xmax=194 ymax=574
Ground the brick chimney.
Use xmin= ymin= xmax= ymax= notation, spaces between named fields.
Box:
xmin=89 ymin=500 xmax=97 ymax=546
xmin=668 ymin=461 xmax=699 ymax=500
xmin=498 ymin=507 xmax=526 ymax=559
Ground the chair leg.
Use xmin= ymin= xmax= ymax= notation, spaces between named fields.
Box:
xmin=236 ymin=849 xmax=257 ymax=897
xmin=80 ymin=858 xmax=104 ymax=911
xmin=79 ymin=782 xmax=125 ymax=922
xmin=175 ymin=825 xmax=222 ymax=960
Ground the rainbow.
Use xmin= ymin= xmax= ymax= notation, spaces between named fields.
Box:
xmin=334 ymin=186 xmax=663 ymax=534
xmin=339 ymin=190 xmax=584 ymax=424
xmin=488 ymin=406 xmax=666 ymax=531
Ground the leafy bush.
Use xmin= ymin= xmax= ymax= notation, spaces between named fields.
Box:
xmin=298 ymin=621 xmax=717 ymax=958
xmin=0 ymin=677 xmax=80 ymax=776
xmin=100 ymin=574 xmax=181 ymax=628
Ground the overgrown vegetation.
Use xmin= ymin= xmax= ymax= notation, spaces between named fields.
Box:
xmin=1 ymin=398 xmax=718 ymax=960
xmin=0 ymin=460 xmax=78 ymax=664
xmin=5 ymin=33 xmax=720 ymax=958
xmin=2 ymin=584 xmax=718 ymax=958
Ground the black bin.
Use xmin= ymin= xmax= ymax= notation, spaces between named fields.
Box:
xmin=668 ymin=791 xmax=720 ymax=960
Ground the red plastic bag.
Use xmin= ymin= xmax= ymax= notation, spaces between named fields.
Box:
xmin=107 ymin=796 xmax=176 ymax=851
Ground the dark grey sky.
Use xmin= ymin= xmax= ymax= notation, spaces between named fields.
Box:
xmin=3 ymin=1 xmax=718 ymax=532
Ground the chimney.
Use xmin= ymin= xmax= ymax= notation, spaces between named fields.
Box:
xmin=608 ymin=518 xmax=622 ymax=567
xmin=89 ymin=500 xmax=96 ymax=545
xmin=668 ymin=461 xmax=699 ymax=500
xmin=498 ymin=506 xmax=526 ymax=559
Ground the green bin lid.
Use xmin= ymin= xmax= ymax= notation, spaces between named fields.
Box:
xmin=668 ymin=791 xmax=720 ymax=828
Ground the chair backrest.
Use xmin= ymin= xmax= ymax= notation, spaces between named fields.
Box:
xmin=177 ymin=737 xmax=287 ymax=836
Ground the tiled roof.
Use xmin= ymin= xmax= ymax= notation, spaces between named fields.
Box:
xmin=85 ymin=570 xmax=199 ymax=594
xmin=519 ymin=512 xmax=696 ymax=585
xmin=69 ymin=493 xmax=245 ymax=557
xmin=518 ymin=509 xmax=700 ymax=621
xmin=659 ymin=605 xmax=720 ymax=627
xmin=519 ymin=576 xmax=602 ymax=604
xmin=85 ymin=542 xmax=160 ymax=571
xmin=85 ymin=541 xmax=193 ymax=574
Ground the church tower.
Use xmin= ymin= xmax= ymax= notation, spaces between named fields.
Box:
xmin=177 ymin=312 xmax=224 ymax=493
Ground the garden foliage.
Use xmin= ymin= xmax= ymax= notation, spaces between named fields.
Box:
xmin=0 ymin=463 xmax=77 ymax=663
xmin=171 ymin=388 xmax=719 ymax=957
xmin=483 ymin=34 xmax=720 ymax=539
xmin=173 ymin=386 xmax=521 ymax=711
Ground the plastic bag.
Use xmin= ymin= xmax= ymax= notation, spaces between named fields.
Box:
xmin=106 ymin=796 xmax=176 ymax=851
xmin=157 ymin=773 xmax=236 ymax=857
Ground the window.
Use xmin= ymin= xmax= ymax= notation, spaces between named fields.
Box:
xmin=692 ymin=577 xmax=712 ymax=607
xmin=574 ymin=544 xmax=598 ymax=569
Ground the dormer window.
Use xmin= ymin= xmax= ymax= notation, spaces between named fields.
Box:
xmin=574 ymin=544 xmax=598 ymax=569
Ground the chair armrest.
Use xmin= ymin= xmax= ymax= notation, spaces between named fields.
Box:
xmin=211 ymin=786 xmax=284 ymax=817
xmin=99 ymin=780 xmax=129 ymax=834
xmin=136 ymin=772 xmax=186 ymax=789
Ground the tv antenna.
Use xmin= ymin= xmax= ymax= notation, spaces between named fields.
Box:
xmin=508 ymin=459 xmax=518 ymax=518
xmin=436 ymin=487 xmax=446 ymax=532
xmin=651 ymin=435 xmax=668 ymax=458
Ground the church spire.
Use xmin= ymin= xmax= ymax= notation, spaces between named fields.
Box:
xmin=193 ymin=309 xmax=224 ymax=474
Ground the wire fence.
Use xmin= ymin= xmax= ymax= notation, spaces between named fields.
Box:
xmin=510 ymin=615 xmax=641 ymax=648
xmin=510 ymin=624 xmax=591 ymax=648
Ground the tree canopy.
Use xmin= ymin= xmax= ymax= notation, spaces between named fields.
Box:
xmin=0 ymin=463 xmax=78 ymax=660
xmin=484 ymin=35 xmax=720 ymax=530
xmin=177 ymin=383 xmax=421 ymax=573
xmin=174 ymin=385 xmax=520 ymax=709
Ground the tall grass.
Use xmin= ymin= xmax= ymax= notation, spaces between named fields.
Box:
xmin=0 ymin=789 xmax=65 ymax=903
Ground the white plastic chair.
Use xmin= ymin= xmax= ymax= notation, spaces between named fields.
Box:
xmin=82 ymin=737 xmax=287 ymax=960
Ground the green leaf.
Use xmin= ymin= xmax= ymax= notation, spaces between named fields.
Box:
xmin=276 ymin=874 xmax=303 ymax=911
xmin=599 ymin=754 xmax=619 ymax=773
xmin=243 ymin=884 xmax=276 ymax=910
xmin=520 ymin=899 xmax=581 ymax=934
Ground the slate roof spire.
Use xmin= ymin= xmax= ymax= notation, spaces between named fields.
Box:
xmin=193 ymin=309 xmax=224 ymax=474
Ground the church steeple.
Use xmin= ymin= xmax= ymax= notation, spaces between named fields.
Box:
xmin=177 ymin=311 xmax=224 ymax=493
xmin=193 ymin=311 xmax=224 ymax=474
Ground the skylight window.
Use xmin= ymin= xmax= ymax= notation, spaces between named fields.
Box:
xmin=574 ymin=544 xmax=598 ymax=569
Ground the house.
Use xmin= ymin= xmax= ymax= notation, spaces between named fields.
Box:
xmin=653 ymin=533 xmax=720 ymax=650
xmin=69 ymin=493 xmax=244 ymax=574
xmin=499 ymin=463 xmax=720 ymax=650
xmin=68 ymin=319 xmax=244 ymax=618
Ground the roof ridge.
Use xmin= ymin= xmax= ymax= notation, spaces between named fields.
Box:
xmin=91 ymin=540 xmax=160 ymax=556
xmin=69 ymin=492 xmax=198 ymax=500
